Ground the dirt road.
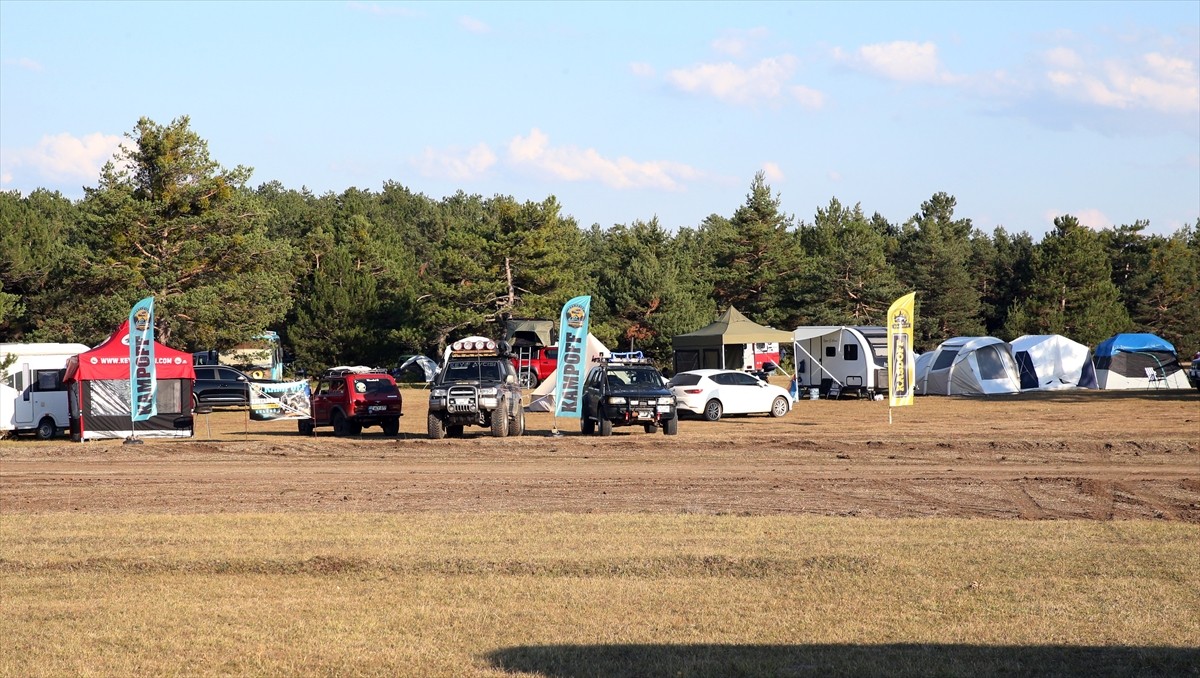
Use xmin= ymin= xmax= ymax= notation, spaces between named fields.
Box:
xmin=2 ymin=390 xmax=1197 ymax=521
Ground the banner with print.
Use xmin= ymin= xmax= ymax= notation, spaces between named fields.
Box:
xmin=553 ymin=295 xmax=592 ymax=419
xmin=249 ymin=380 xmax=312 ymax=421
xmin=887 ymin=292 xmax=916 ymax=408
xmin=128 ymin=296 xmax=157 ymax=422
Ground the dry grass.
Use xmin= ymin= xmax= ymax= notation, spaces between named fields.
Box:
xmin=2 ymin=513 xmax=1197 ymax=677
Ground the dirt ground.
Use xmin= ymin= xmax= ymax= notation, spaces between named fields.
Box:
xmin=2 ymin=389 xmax=1197 ymax=521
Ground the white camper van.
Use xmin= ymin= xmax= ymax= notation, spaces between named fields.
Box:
xmin=1 ymin=343 xmax=90 ymax=439
xmin=791 ymin=326 xmax=889 ymax=398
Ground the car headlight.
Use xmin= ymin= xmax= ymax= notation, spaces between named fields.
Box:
xmin=607 ymin=396 xmax=626 ymax=405
xmin=658 ymin=397 xmax=675 ymax=406
xmin=431 ymin=389 xmax=447 ymax=397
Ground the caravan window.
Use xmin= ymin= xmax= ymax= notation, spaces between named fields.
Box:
xmin=931 ymin=349 xmax=958 ymax=371
xmin=5 ymin=371 xmax=23 ymax=391
xmin=825 ymin=346 xmax=836 ymax=358
xmin=843 ymin=344 xmax=859 ymax=361
xmin=34 ymin=369 xmax=63 ymax=392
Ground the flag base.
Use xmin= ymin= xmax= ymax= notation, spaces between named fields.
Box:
xmin=123 ymin=436 xmax=144 ymax=446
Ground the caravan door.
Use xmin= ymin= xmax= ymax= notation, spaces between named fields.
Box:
xmin=14 ymin=363 xmax=33 ymax=426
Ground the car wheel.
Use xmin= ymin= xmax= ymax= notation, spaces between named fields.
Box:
xmin=381 ymin=418 xmax=399 ymax=436
xmin=332 ymin=411 xmax=348 ymax=436
xmin=581 ymin=416 xmax=595 ymax=435
xmin=346 ymin=420 xmax=362 ymax=436
xmin=297 ymin=419 xmax=315 ymax=436
xmin=35 ymin=417 xmax=56 ymax=440
xmin=663 ymin=416 xmax=678 ymax=436
xmin=598 ymin=416 xmax=613 ymax=437
xmin=427 ymin=412 xmax=446 ymax=440
xmin=510 ymin=407 xmax=525 ymax=437
xmin=192 ymin=393 xmax=200 ymax=409
xmin=518 ymin=370 xmax=537 ymax=389
xmin=490 ymin=400 xmax=509 ymax=437
xmin=703 ymin=399 xmax=723 ymax=422
xmin=643 ymin=423 xmax=656 ymax=434
xmin=769 ymin=396 xmax=789 ymax=418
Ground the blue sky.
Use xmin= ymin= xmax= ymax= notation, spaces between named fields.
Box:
xmin=1 ymin=1 xmax=1197 ymax=238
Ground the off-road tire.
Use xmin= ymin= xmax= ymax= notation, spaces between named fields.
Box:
xmin=381 ymin=417 xmax=400 ymax=436
xmin=427 ymin=412 xmax=446 ymax=439
xmin=490 ymin=400 xmax=509 ymax=437
xmin=346 ymin=419 xmax=362 ymax=436
xmin=703 ymin=399 xmax=723 ymax=422
xmin=297 ymin=419 xmax=315 ymax=436
xmin=35 ymin=417 xmax=56 ymax=440
xmin=644 ymin=423 xmax=656 ymax=434
xmin=581 ymin=416 xmax=595 ymax=435
xmin=518 ymin=370 xmax=538 ymax=390
xmin=332 ymin=411 xmax=349 ymax=436
xmin=769 ymin=396 xmax=789 ymax=418
xmin=510 ymin=407 xmax=525 ymax=437
xmin=599 ymin=416 xmax=613 ymax=437
xmin=663 ymin=416 xmax=678 ymax=435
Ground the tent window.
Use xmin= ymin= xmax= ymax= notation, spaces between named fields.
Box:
xmin=843 ymin=344 xmax=859 ymax=361
xmin=931 ymin=349 xmax=958 ymax=371
xmin=825 ymin=346 xmax=836 ymax=357
xmin=975 ymin=346 xmax=1008 ymax=380
xmin=158 ymin=381 xmax=182 ymax=414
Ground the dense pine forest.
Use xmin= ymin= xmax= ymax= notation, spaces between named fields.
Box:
xmin=2 ymin=117 xmax=1197 ymax=372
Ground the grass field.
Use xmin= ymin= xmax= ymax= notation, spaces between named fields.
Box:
xmin=2 ymin=513 xmax=1197 ymax=677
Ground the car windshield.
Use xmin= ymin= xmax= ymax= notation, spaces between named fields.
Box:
xmin=608 ymin=367 xmax=664 ymax=388
xmin=442 ymin=360 xmax=502 ymax=383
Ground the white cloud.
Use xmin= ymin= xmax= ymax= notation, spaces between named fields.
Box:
xmin=666 ymin=55 xmax=823 ymax=107
xmin=790 ymin=84 xmax=826 ymax=110
xmin=711 ymin=28 xmax=769 ymax=58
xmin=838 ymin=41 xmax=960 ymax=85
xmin=1042 ymin=208 xmax=1111 ymax=230
xmin=3 ymin=57 xmax=44 ymax=72
xmin=458 ymin=16 xmax=490 ymax=34
xmin=629 ymin=62 xmax=655 ymax=78
xmin=1 ymin=132 xmax=123 ymax=185
xmin=828 ymin=170 xmax=842 ymax=182
xmin=1043 ymin=50 xmax=1200 ymax=115
xmin=414 ymin=143 xmax=497 ymax=180
xmin=507 ymin=128 xmax=701 ymax=191
xmin=761 ymin=162 xmax=784 ymax=182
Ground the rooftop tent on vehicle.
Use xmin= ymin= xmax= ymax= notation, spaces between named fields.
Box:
xmin=1092 ymin=333 xmax=1190 ymax=389
xmin=503 ymin=318 xmax=554 ymax=348
xmin=672 ymin=307 xmax=793 ymax=373
xmin=1010 ymin=334 xmax=1098 ymax=391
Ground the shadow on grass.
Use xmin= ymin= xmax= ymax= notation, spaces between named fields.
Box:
xmin=485 ymin=643 xmax=1200 ymax=678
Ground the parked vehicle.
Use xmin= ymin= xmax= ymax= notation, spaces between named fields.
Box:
xmin=581 ymin=352 xmax=678 ymax=436
xmin=299 ymin=371 xmax=402 ymax=436
xmin=511 ymin=344 xmax=558 ymax=389
xmin=427 ymin=338 xmax=524 ymax=439
xmin=792 ymin=326 xmax=889 ymax=398
xmin=0 ymin=343 xmax=90 ymax=439
xmin=1187 ymin=352 xmax=1200 ymax=390
xmin=192 ymin=366 xmax=260 ymax=408
xmin=669 ymin=369 xmax=792 ymax=421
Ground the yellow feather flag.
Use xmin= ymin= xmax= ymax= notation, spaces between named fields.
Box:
xmin=887 ymin=292 xmax=916 ymax=408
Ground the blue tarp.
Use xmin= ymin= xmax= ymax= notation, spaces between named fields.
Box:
xmin=1094 ymin=333 xmax=1176 ymax=357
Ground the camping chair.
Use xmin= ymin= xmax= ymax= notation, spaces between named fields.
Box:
xmin=1144 ymin=366 xmax=1165 ymax=389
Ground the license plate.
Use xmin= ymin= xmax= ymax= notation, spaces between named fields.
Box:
xmin=369 ymin=405 xmax=386 ymax=413
xmin=636 ymin=410 xmax=653 ymax=420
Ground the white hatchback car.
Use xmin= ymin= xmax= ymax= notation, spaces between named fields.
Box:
xmin=668 ymin=369 xmax=793 ymax=421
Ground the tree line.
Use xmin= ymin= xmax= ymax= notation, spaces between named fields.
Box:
xmin=2 ymin=116 xmax=1197 ymax=371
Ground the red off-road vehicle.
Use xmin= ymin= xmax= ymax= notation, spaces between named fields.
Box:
xmin=299 ymin=370 xmax=402 ymax=436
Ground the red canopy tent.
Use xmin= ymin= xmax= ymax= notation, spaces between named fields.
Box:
xmin=64 ymin=320 xmax=196 ymax=441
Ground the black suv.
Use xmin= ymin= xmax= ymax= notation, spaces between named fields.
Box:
xmin=581 ymin=353 xmax=678 ymax=436
xmin=427 ymin=339 xmax=525 ymax=438
xmin=191 ymin=365 xmax=261 ymax=408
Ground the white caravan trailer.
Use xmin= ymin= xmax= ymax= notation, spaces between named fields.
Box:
xmin=1 ymin=343 xmax=91 ymax=439
xmin=791 ymin=326 xmax=889 ymax=398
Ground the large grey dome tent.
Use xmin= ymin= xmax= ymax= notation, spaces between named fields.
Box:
xmin=915 ymin=337 xmax=1021 ymax=396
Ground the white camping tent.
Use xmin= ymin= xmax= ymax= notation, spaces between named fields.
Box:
xmin=1010 ymin=334 xmax=1097 ymax=391
xmin=915 ymin=336 xmax=1021 ymax=396
xmin=525 ymin=334 xmax=610 ymax=412
xmin=791 ymin=326 xmax=888 ymax=397
xmin=1093 ymin=333 xmax=1190 ymax=389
